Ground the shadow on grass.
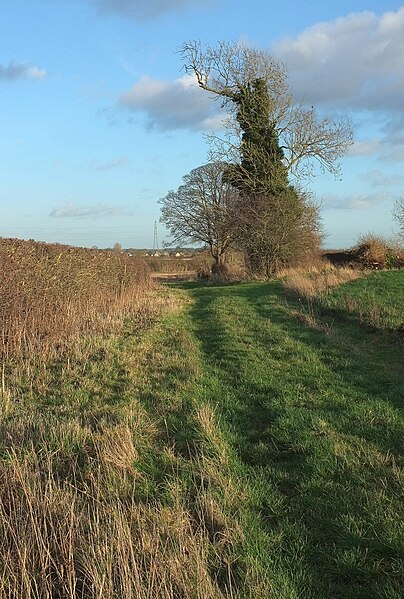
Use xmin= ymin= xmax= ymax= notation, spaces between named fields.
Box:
xmin=182 ymin=280 xmax=404 ymax=599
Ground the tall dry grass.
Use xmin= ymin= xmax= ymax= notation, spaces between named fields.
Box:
xmin=0 ymin=238 xmax=167 ymax=404
xmin=0 ymin=415 xmax=231 ymax=598
xmin=281 ymin=262 xmax=404 ymax=332
xmin=0 ymin=396 xmax=250 ymax=598
xmin=354 ymin=233 xmax=404 ymax=268
xmin=0 ymin=239 xmax=241 ymax=598
xmin=0 ymin=239 xmax=154 ymax=362
xmin=280 ymin=263 xmax=364 ymax=330
xmin=281 ymin=263 xmax=362 ymax=298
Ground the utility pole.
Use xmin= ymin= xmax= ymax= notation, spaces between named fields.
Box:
xmin=153 ymin=220 xmax=158 ymax=253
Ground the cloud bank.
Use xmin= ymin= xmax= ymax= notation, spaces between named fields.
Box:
xmin=119 ymin=74 xmax=224 ymax=131
xmin=321 ymin=190 xmax=392 ymax=211
xmin=362 ymin=170 xmax=404 ymax=188
xmin=50 ymin=202 xmax=133 ymax=219
xmin=92 ymin=0 xmax=210 ymax=20
xmin=0 ymin=62 xmax=46 ymax=82
xmin=115 ymin=6 xmax=404 ymax=158
xmin=273 ymin=7 xmax=404 ymax=112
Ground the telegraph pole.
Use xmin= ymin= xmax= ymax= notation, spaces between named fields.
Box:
xmin=153 ymin=220 xmax=159 ymax=253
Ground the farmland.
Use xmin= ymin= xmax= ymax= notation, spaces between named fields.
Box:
xmin=0 ymin=243 xmax=403 ymax=598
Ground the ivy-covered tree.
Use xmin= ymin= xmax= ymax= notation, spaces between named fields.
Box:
xmin=229 ymin=78 xmax=289 ymax=195
xmin=180 ymin=40 xmax=353 ymax=182
xmin=180 ymin=41 xmax=349 ymax=274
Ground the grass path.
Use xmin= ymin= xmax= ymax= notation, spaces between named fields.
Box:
xmin=1 ymin=275 xmax=403 ymax=598
xmin=137 ymin=277 xmax=403 ymax=598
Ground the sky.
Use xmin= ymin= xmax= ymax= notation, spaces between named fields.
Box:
xmin=1 ymin=0 xmax=403 ymax=249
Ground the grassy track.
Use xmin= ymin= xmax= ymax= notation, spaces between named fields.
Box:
xmin=174 ymin=276 xmax=403 ymax=598
xmin=1 ymin=273 xmax=403 ymax=598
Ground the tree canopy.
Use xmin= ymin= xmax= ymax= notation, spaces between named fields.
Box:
xmin=180 ymin=40 xmax=353 ymax=181
xmin=159 ymin=162 xmax=237 ymax=265
xmin=167 ymin=41 xmax=353 ymax=275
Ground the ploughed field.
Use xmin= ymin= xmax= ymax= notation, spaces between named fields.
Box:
xmin=0 ymin=249 xmax=403 ymax=598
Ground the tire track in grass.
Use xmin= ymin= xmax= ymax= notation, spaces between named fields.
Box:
xmin=126 ymin=296 xmax=275 ymax=597
xmin=183 ymin=281 xmax=404 ymax=599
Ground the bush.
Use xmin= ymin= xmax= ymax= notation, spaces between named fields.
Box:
xmin=234 ymin=190 xmax=323 ymax=277
xmin=354 ymin=234 xmax=404 ymax=269
xmin=196 ymin=263 xmax=212 ymax=280
xmin=211 ymin=262 xmax=232 ymax=282
xmin=0 ymin=238 xmax=152 ymax=363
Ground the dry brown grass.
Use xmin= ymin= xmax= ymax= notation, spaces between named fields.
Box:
xmin=0 ymin=238 xmax=183 ymax=414
xmin=354 ymin=233 xmax=404 ymax=268
xmin=0 ymin=396 xmax=246 ymax=598
xmin=281 ymin=262 xmax=363 ymax=298
xmin=0 ymin=238 xmax=157 ymax=369
xmin=0 ymin=446 xmax=227 ymax=598
xmin=0 ymin=245 xmax=250 ymax=598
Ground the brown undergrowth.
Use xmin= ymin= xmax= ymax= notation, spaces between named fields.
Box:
xmin=0 ymin=411 xmax=234 ymax=598
xmin=0 ymin=241 xmax=247 ymax=598
xmin=0 ymin=238 xmax=154 ymax=360
xmin=0 ymin=238 xmax=170 ymax=399
xmin=280 ymin=262 xmax=363 ymax=298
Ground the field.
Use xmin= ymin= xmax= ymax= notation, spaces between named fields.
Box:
xmin=0 ymin=246 xmax=403 ymax=598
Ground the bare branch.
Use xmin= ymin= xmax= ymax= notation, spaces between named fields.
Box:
xmin=180 ymin=40 xmax=353 ymax=182
xmin=159 ymin=162 xmax=238 ymax=264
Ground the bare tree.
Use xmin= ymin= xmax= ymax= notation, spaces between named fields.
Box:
xmin=176 ymin=41 xmax=351 ymax=275
xmin=159 ymin=162 xmax=237 ymax=266
xmin=180 ymin=40 xmax=353 ymax=181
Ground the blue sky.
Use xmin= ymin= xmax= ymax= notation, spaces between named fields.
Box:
xmin=1 ymin=0 xmax=403 ymax=248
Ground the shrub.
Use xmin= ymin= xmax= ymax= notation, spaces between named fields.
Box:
xmin=0 ymin=238 xmax=152 ymax=364
xmin=354 ymin=233 xmax=404 ymax=269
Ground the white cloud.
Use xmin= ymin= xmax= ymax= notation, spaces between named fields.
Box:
xmin=0 ymin=62 xmax=46 ymax=82
xmin=89 ymin=156 xmax=129 ymax=170
xmin=119 ymin=74 xmax=225 ymax=131
xmin=347 ymin=131 xmax=404 ymax=163
xmin=347 ymin=139 xmax=382 ymax=157
xmin=321 ymin=190 xmax=392 ymax=210
xmin=273 ymin=7 xmax=404 ymax=112
xmin=50 ymin=202 xmax=133 ymax=219
xmin=115 ymin=8 xmax=404 ymax=140
xmin=361 ymin=170 xmax=404 ymax=187
xmin=92 ymin=0 xmax=211 ymax=20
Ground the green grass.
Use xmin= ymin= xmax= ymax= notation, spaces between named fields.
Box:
xmin=1 ymin=273 xmax=403 ymax=597
xmin=180 ymin=278 xmax=403 ymax=598
xmin=325 ymin=270 xmax=404 ymax=330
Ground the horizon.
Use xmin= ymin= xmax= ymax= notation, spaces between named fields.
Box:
xmin=1 ymin=0 xmax=404 ymax=248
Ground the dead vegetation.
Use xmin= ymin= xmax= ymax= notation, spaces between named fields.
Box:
xmin=0 ymin=238 xmax=251 ymax=598
xmin=281 ymin=263 xmax=363 ymax=298
xmin=0 ymin=237 xmax=190 ymax=418
xmin=0 ymin=419 xmax=237 ymax=599
xmin=0 ymin=239 xmax=161 ymax=387
xmin=324 ymin=233 xmax=404 ymax=270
